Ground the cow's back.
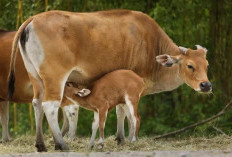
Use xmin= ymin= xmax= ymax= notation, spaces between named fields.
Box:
xmin=28 ymin=10 xmax=178 ymax=95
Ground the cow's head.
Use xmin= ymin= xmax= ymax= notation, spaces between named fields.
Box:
xmin=156 ymin=45 xmax=212 ymax=93
xmin=64 ymin=82 xmax=91 ymax=98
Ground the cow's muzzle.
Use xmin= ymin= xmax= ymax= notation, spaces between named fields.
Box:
xmin=200 ymin=81 xmax=212 ymax=92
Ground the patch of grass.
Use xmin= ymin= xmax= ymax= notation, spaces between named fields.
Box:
xmin=0 ymin=134 xmax=232 ymax=154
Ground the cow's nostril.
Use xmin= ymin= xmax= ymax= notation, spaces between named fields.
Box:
xmin=200 ymin=82 xmax=205 ymax=88
xmin=200 ymin=82 xmax=212 ymax=92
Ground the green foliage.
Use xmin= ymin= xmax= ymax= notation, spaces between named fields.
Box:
xmin=0 ymin=0 xmax=231 ymax=138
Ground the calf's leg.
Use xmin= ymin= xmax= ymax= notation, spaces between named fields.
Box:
xmin=98 ymin=108 xmax=108 ymax=149
xmin=125 ymin=95 xmax=138 ymax=142
xmin=63 ymin=104 xmax=79 ymax=140
xmin=115 ymin=105 xmax=126 ymax=144
xmin=61 ymin=107 xmax=69 ymax=137
xmin=89 ymin=112 xmax=99 ymax=149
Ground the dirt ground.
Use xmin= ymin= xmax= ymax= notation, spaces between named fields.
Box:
xmin=0 ymin=151 xmax=232 ymax=157
xmin=0 ymin=134 xmax=232 ymax=156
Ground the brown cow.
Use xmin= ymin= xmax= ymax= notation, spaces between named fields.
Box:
xmin=9 ymin=10 xmax=211 ymax=151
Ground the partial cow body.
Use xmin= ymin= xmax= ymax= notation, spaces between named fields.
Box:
xmin=9 ymin=10 xmax=211 ymax=151
xmin=0 ymin=30 xmax=32 ymax=142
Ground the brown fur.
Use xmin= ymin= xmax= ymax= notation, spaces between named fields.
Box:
xmin=0 ymin=31 xmax=32 ymax=102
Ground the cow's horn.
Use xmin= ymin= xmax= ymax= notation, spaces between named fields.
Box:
xmin=179 ymin=46 xmax=188 ymax=55
xmin=195 ymin=45 xmax=208 ymax=53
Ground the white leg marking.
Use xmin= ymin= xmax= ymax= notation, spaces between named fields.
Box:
xmin=42 ymin=101 xmax=65 ymax=145
xmin=125 ymin=94 xmax=137 ymax=142
xmin=89 ymin=112 xmax=99 ymax=149
xmin=33 ymin=99 xmax=44 ymax=127
xmin=64 ymin=104 xmax=79 ymax=140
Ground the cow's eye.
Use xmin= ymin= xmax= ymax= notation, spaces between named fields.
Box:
xmin=187 ymin=65 xmax=194 ymax=70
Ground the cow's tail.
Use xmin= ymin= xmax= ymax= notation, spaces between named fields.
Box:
xmin=8 ymin=17 xmax=33 ymax=100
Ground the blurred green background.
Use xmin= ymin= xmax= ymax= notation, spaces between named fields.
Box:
xmin=0 ymin=0 xmax=231 ymax=138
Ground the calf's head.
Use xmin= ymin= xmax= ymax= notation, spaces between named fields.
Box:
xmin=156 ymin=45 xmax=212 ymax=93
xmin=64 ymin=82 xmax=91 ymax=99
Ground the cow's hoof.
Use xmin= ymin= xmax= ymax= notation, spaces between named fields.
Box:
xmin=114 ymin=137 xmax=123 ymax=145
xmin=35 ymin=143 xmax=47 ymax=152
xmin=55 ymin=143 xmax=69 ymax=151
xmin=88 ymin=144 xmax=94 ymax=150
xmin=0 ymin=138 xmax=12 ymax=143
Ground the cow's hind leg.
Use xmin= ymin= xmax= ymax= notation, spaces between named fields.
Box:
xmin=0 ymin=101 xmax=10 ymax=142
xmin=41 ymin=70 xmax=73 ymax=151
xmin=29 ymin=74 xmax=46 ymax=152
xmin=19 ymin=22 xmax=47 ymax=151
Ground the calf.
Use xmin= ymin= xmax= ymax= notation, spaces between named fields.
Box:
xmin=62 ymin=70 xmax=144 ymax=149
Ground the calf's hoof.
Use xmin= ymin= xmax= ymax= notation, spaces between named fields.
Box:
xmin=35 ymin=143 xmax=47 ymax=152
xmin=129 ymin=136 xmax=137 ymax=143
xmin=55 ymin=143 xmax=69 ymax=151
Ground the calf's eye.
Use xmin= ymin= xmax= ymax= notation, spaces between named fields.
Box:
xmin=187 ymin=65 xmax=194 ymax=70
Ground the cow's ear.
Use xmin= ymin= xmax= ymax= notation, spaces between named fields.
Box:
xmin=76 ymin=88 xmax=91 ymax=97
xmin=156 ymin=54 xmax=180 ymax=67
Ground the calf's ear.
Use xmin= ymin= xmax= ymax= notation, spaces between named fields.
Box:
xmin=156 ymin=54 xmax=180 ymax=67
xmin=66 ymin=82 xmax=74 ymax=87
xmin=76 ymin=89 xmax=91 ymax=97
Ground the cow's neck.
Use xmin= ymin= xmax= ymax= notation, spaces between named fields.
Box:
xmin=144 ymin=29 xmax=184 ymax=95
